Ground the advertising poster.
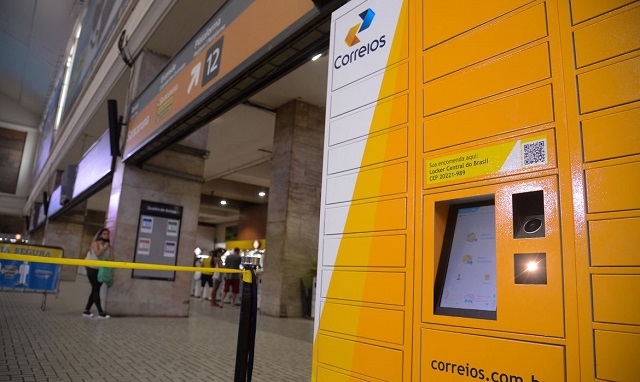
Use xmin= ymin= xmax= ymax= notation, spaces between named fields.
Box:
xmin=0 ymin=244 xmax=63 ymax=292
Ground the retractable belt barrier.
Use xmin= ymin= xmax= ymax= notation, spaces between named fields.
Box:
xmin=0 ymin=253 xmax=258 ymax=382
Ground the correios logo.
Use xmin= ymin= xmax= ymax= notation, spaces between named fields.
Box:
xmin=344 ymin=8 xmax=375 ymax=47
xmin=335 ymin=8 xmax=386 ymax=70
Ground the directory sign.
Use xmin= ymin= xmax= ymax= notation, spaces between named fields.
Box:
xmin=435 ymin=202 xmax=497 ymax=320
xmin=132 ymin=201 xmax=183 ymax=280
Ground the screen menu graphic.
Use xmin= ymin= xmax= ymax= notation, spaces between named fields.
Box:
xmin=440 ymin=205 xmax=496 ymax=312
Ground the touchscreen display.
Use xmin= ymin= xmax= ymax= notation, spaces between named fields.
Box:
xmin=435 ymin=202 xmax=497 ymax=319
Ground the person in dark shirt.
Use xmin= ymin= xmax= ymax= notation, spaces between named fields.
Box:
xmin=219 ymin=247 xmax=241 ymax=308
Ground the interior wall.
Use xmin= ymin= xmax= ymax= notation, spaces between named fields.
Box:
xmin=196 ymin=225 xmax=216 ymax=251
xmin=238 ymin=203 xmax=267 ymax=241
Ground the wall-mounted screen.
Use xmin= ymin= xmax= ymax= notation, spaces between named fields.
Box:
xmin=47 ymin=186 xmax=63 ymax=217
xmin=72 ymin=131 xmax=113 ymax=199
xmin=434 ymin=200 xmax=497 ymax=320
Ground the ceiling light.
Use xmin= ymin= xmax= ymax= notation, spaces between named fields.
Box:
xmin=311 ymin=53 xmax=322 ymax=61
xmin=220 ymin=200 xmax=227 ymax=205
xmin=258 ymin=191 xmax=266 ymax=197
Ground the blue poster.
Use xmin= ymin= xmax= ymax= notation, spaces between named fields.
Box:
xmin=0 ymin=244 xmax=64 ymax=292
xmin=0 ymin=260 xmax=60 ymax=291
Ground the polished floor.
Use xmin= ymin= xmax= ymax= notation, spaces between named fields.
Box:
xmin=0 ymin=278 xmax=314 ymax=381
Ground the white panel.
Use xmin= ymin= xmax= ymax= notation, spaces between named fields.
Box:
xmin=324 ymin=205 xmax=350 ymax=235
xmin=326 ymin=172 xmax=358 ymax=204
xmin=321 ymin=269 xmax=332 ymax=297
xmin=330 ymin=69 xmax=386 ymax=117
xmin=322 ymin=237 xmax=341 ymax=266
xmin=327 ymin=138 xmax=367 ymax=174
xmin=329 ymin=105 xmax=376 ymax=146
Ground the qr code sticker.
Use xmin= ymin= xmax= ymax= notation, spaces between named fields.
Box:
xmin=522 ymin=138 xmax=547 ymax=167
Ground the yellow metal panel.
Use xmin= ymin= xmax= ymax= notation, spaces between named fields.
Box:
xmin=421 ymin=329 xmax=566 ymax=381
xmin=571 ymin=0 xmax=637 ymax=24
xmin=342 ymin=197 xmax=407 ymax=234
xmin=585 ymin=162 xmax=640 ymax=213
xmin=322 ymin=270 xmax=405 ymax=305
xmin=594 ymin=330 xmax=640 ymax=381
xmin=318 ymin=335 xmax=403 ymax=381
xmin=589 ymin=217 xmax=640 ymax=266
xmin=592 ymin=275 xmax=640 ymax=325
xmin=353 ymin=162 xmax=407 ymax=201
xmin=423 ymin=86 xmax=554 ymax=151
xmin=319 ymin=302 xmax=405 ymax=344
xmin=578 ymin=55 xmax=640 ymax=113
xmin=424 ymin=4 xmax=548 ymax=81
xmin=317 ymin=367 xmax=367 ymax=381
xmin=582 ymin=107 xmax=640 ymax=162
xmin=424 ymin=43 xmax=551 ymax=116
xmin=422 ymin=0 xmax=534 ymax=48
xmin=323 ymin=234 xmax=406 ymax=267
xmin=574 ymin=5 xmax=640 ymax=68
xmin=326 ymin=163 xmax=407 ymax=204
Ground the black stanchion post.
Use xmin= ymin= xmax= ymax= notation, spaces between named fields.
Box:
xmin=234 ymin=265 xmax=258 ymax=382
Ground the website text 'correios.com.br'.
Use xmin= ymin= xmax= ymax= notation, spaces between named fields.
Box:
xmin=430 ymin=359 xmax=543 ymax=382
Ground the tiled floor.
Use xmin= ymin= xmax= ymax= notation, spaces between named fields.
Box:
xmin=0 ymin=278 xmax=314 ymax=381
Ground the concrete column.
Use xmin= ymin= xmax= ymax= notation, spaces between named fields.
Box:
xmin=102 ymin=50 xmax=207 ymax=317
xmin=262 ymin=100 xmax=324 ymax=318
xmin=42 ymin=213 xmax=84 ymax=281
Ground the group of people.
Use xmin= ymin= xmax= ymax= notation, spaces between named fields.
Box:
xmin=82 ymin=226 xmax=245 ymax=319
xmin=196 ymin=247 xmax=242 ymax=308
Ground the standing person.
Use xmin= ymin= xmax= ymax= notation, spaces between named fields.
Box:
xmin=191 ymin=257 xmax=203 ymax=297
xmin=199 ymin=252 xmax=214 ymax=301
xmin=219 ymin=247 xmax=242 ymax=308
xmin=210 ymin=249 xmax=224 ymax=306
xmin=83 ymin=228 xmax=114 ymax=318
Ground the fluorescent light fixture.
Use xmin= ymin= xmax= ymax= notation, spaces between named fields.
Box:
xmin=220 ymin=200 xmax=227 ymax=205
xmin=258 ymin=191 xmax=266 ymax=197
xmin=311 ymin=53 xmax=322 ymax=61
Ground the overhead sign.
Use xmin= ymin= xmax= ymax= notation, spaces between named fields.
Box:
xmin=123 ymin=0 xmax=318 ymax=160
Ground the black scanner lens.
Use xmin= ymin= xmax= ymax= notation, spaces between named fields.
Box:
xmin=523 ymin=218 xmax=542 ymax=233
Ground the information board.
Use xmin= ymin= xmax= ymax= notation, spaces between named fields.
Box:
xmin=132 ymin=201 xmax=182 ymax=280
xmin=435 ymin=201 xmax=497 ymax=320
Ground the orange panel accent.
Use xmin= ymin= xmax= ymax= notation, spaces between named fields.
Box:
xmin=423 ymin=0 xmax=534 ymax=48
xmin=424 ymin=43 xmax=551 ymax=116
xmin=424 ymin=3 xmax=548 ymax=81
xmin=578 ymin=55 xmax=640 ymax=113
xmin=574 ymin=5 xmax=640 ymax=67
xmin=594 ymin=330 xmax=640 ymax=381
xmin=423 ymin=86 xmax=554 ymax=151
xmin=571 ymin=0 xmax=636 ymax=24
xmin=318 ymin=335 xmax=403 ymax=381
xmin=319 ymin=302 xmax=405 ymax=344
xmin=585 ymin=162 xmax=640 ymax=213
xmin=589 ymin=217 xmax=640 ymax=266
xmin=582 ymin=107 xmax=640 ymax=162
xmin=592 ymin=275 xmax=640 ymax=325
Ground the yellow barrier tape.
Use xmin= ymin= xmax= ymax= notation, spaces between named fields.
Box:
xmin=0 ymin=253 xmax=253 ymax=282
